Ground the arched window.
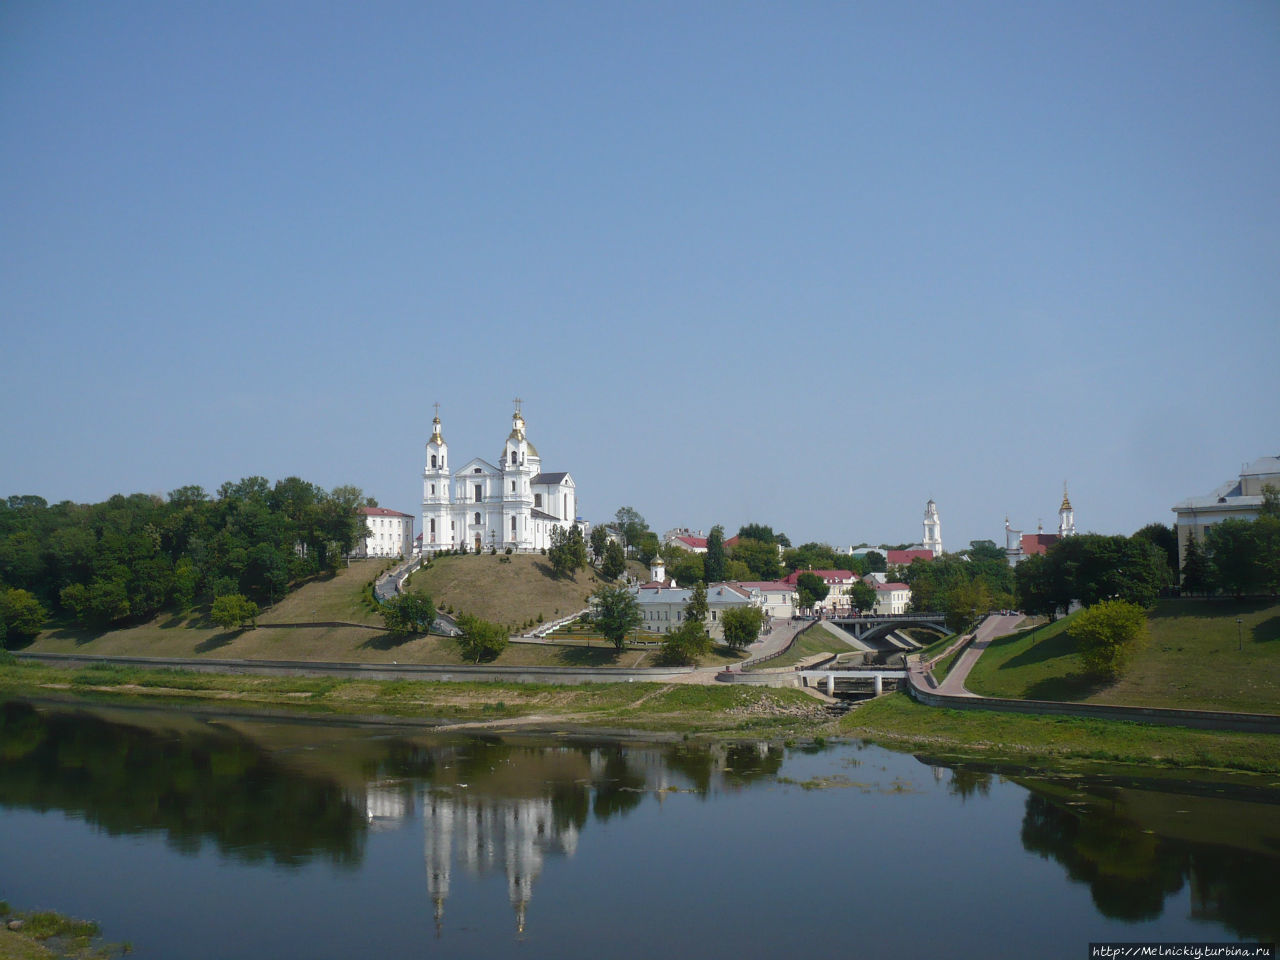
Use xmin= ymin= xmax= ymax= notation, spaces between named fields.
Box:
xmin=511 ymin=516 xmax=517 ymax=534
xmin=510 ymin=450 xmax=517 ymax=465
xmin=534 ymin=493 xmax=542 ymax=508
xmin=474 ymin=512 xmax=481 ymax=525
xmin=431 ymin=455 xmax=437 ymax=468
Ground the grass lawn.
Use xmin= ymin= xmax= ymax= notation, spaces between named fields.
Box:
xmin=0 ymin=661 xmax=829 ymax=737
xmin=746 ymin=622 xmax=852 ymax=671
xmin=932 ymin=644 xmax=964 ymax=683
xmin=843 ymin=692 xmax=1280 ymax=774
xmin=966 ymin=599 xmax=1280 ymax=714
xmin=407 ymin=553 xmax=605 ymax=630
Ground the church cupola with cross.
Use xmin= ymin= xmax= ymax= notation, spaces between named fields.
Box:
xmin=422 ymin=403 xmax=452 ymax=548
xmin=1058 ymin=483 xmax=1076 ymax=538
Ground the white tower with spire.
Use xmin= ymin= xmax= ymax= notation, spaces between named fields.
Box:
xmin=422 ymin=404 xmax=453 ymax=549
xmin=922 ymin=499 xmax=943 ymax=557
xmin=1058 ymin=483 xmax=1076 ymax=538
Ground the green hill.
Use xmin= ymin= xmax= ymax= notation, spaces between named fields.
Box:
xmin=966 ymin=599 xmax=1280 ymax=714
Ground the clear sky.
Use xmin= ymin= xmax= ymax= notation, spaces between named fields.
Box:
xmin=2 ymin=1 xmax=1277 ymax=551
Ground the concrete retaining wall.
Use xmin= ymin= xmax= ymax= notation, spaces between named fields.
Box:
xmin=15 ymin=652 xmax=697 ymax=686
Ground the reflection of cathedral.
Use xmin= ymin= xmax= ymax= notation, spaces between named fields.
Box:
xmin=423 ymin=792 xmax=579 ymax=935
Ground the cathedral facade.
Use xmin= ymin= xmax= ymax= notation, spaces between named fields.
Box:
xmin=422 ymin=403 xmax=578 ymax=554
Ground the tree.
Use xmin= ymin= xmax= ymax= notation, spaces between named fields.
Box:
xmin=1179 ymin=533 xmax=1211 ymax=595
xmin=660 ymin=586 xmax=712 ymax=665
xmin=210 ymin=593 xmax=259 ymax=631
xmin=602 ymin=540 xmax=626 ymax=580
xmin=705 ymin=526 xmax=726 ymax=583
xmin=721 ymin=605 xmax=764 ymax=651
xmin=456 ymin=614 xmax=509 ymax=662
xmin=548 ymin=525 xmax=588 ymax=579
xmin=1132 ymin=523 xmax=1179 ymax=583
xmin=795 ymin=572 xmax=828 ymax=612
xmin=1015 ymin=552 xmax=1057 ymax=618
xmin=1070 ymin=599 xmax=1148 ymax=680
xmin=1206 ymin=519 xmax=1261 ymax=597
xmin=613 ymin=507 xmax=648 ymax=553
xmin=732 ymin=538 xmax=781 ymax=581
xmin=685 ymin=581 xmax=709 ymax=623
xmin=665 ymin=548 xmax=704 ymax=586
xmin=737 ymin=523 xmax=788 ymax=547
xmin=635 ymin=531 xmax=660 ymax=566
xmin=589 ymin=525 xmax=609 ymax=563
xmin=724 ymin=559 xmax=752 ymax=581
xmin=590 ymin=585 xmax=642 ymax=650
xmin=0 ymin=588 xmax=47 ymax=646
xmin=381 ymin=592 xmax=436 ymax=635
xmin=847 ymin=579 xmax=878 ymax=614
xmin=865 ymin=551 xmax=887 ymax=573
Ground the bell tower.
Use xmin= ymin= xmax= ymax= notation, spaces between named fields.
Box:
xmin=423 ymin=403 xmax=452 ymax=549
xmin=501 ymin=398 xmax=535 ymax=549
xmin=922 ymin=499 xmax=943 ymax=557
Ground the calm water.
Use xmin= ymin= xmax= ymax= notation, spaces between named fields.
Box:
xmin=1 ymin=698 xmax=1277 ymax=959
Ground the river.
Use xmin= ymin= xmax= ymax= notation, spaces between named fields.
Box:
xmin=1 ymin=698 xmax=1276 ymax=958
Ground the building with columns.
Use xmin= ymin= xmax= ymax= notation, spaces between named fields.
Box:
xmin=422 ymin=402 xmax=579 ymax=554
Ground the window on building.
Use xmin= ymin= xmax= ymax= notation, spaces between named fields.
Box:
xmin=430 ymin=455 xmax=437 ymax=468
xmin=474 ymin=484 xmax=482 ymax=502
xmin=430 ymin=484 xmax=435 ymax=495
xmin=511 ymin=481 xmax=515 ymax=492
xmin=534 ymin=493 xmax=542 ymax=508
xmin=510 ymin=450 xmax=517 ymax=465
xmin=511 ymin=516 xmax=516 ymax=534
xmin=474 ymin=512 xmax=481 ymax=525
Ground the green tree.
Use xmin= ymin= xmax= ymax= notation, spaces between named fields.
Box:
xmin=1015 ymin=552 xmax=1057 ymax=618
xmin=1206 ymin=519 xmax=1261 ymax=596
xmin=732 ymin=538 xmax=781 ymax=581
xmin=795 ymin=572 xmax=829 ymax=612
xmin=1179 ymin=533 xmax=1211 ymax=595
xmin=1132 ymin=523 xmax=1179 ymax=584
xmin=720 ymin=605 xmax=764 ymax=651
xmin=601 ymin=540 xmax=626 ymax=580
xmin=666 ymin=549 xmax=704 ymax=587
xmin=660 ymin=587 xmax=712 ymax=665
xmin=635 ymin=531 xmax=660 ymax=566
xmin=381 ymin=592 xmax=436 ymax=635
xmin=210 ymin=593 xmax=259 ymax=631
xmin=865 ymin=550 xmax=887 ymax=573
xmin=724 ymin=559 xmax=752 ymax=581
xmin=737 ymin=523 xmax=789 ymax=548
xmin=589 ymin=525 xmax=609 ymax=563
xmin=548 ymin=525 xmax=588 ymax=579
xmin=455 ymin=614 xmax=509 ymax=662
xmin=847 ymin=579 xmax=878 ymax=614
xmin=590 ymin=585 xmax=643 ymax=650
xmin=0 ymin=588 xmax=47 ymax=646
xmin=704 ymin=526 xmax=726 ymax=583
xmin=685 ymin=581 xmax=709 ymax=623
xmin=613 ymin=507 xmax=648 ymax=554
xmin=1070 ymin=598 xmax=1149 ymax=680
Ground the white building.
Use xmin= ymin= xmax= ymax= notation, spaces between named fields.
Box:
xmin=422 ymin=403 xmax=579 ymax=554
xmin=355 ymin=506 xmax=414 ymax=558
xmin=1172 ymin=455 xmax=1280 ymax=569
xmin=734 ymin=581 xmax=797 ymax=620
xmin=922 ymin=499 xmax=943 ymax=557
xmin=871 ymin=580 xmax=912 ymax=615
xmin=630 ymin=582 xmax=758 ymax=639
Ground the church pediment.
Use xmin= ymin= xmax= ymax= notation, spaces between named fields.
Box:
xmin=454 ymin=457 xmax=501 ymax=478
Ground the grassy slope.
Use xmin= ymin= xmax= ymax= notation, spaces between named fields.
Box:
xmin=748 ymin=622 xmax=852 ymax=671
xmin=20 ymin=556 xmax=745 ymax=668
xmin=407 ymin=553 xmax=604 ymax=629
xmin=966 ymin=599 xmax=1280 ymax=714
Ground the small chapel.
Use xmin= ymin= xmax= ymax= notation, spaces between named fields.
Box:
xmin=421 ymin=401 xmax=578 ymax=554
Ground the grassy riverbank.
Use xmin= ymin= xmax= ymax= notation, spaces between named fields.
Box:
xmin=841 ymin=692 xmax=1280 ymax=773
xmin=966 ymin=599 xmax=1280 ymax=713
xmin=0 ymin=903 xmax=126 ymax=960
xmin=0 ymin=660 xmax=830 ymax=738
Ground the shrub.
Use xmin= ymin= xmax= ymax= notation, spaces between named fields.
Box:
xmin=1070 ymin=599 xmax=1149 ymax=679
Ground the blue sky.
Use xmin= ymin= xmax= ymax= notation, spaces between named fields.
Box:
xmin=2 ymin=1 xmax=1277 ymax=551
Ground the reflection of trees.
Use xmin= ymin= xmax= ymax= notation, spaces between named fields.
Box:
xmin=947 ymin=767 xmax=992 ymax=801
xmin=722 ymin=743 xmax=783 ymax=785
xmin=591 ymin=747 xmax=646 ymax=821
xmin=0 ymin=702 xmax=365 ymax=867
xmin=1022 ymin=793 xmax=1186 ymax=920
xmin=1021 ymin=784 xmax=1280 ymax=939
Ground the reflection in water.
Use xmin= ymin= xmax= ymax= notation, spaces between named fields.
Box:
xmin=5 ymin=699 xmax=1279 ymax=947
xmin=1015 ymin=775 xmax=1280 ymax=940
xmin=0 ymin=701 xmax=366 ymax=866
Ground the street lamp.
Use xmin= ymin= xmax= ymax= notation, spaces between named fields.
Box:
xmin=1237 ymin=617 xmax=1243 ymax=652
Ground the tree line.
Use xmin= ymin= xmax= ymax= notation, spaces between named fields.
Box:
xmin=0 ymin=479 xmax=368 ymax=643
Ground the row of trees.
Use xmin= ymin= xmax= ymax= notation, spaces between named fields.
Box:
xmin=1014 ymin=533 xmax=1170 ymax=620
xmin=587 ymin=581 xmax=765 ymax=663
xmin=0 ymin=481 xmax=368 ymax=634
xmin=901 ymin=541 xmax=1016 ymax=631
xmin=1180 ymin=489 xmax=1280 ymax=596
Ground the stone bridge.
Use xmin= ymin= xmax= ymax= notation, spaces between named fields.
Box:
xmin=827 ymin=613 xmax=947 ymax=642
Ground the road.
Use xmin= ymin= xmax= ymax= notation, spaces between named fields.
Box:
xmin=923 ymin=613 xmax=1024 ymax=697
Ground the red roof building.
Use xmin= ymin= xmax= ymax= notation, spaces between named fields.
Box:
xmin=886 ymin=549 xmax=934 ymax=566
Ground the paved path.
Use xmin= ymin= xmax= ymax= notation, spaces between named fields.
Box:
xmin=909 ymin=613 xmax=1024 ymax=697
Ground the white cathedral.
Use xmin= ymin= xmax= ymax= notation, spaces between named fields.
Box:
xmin=422 ymin=402 xmax=579 ymax=554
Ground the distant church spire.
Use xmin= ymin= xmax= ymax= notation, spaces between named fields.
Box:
xmin=922 ymin=499 xmax=943 ymax=557
xmin=1058 ymin=482 xmax=1076 ymax=537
